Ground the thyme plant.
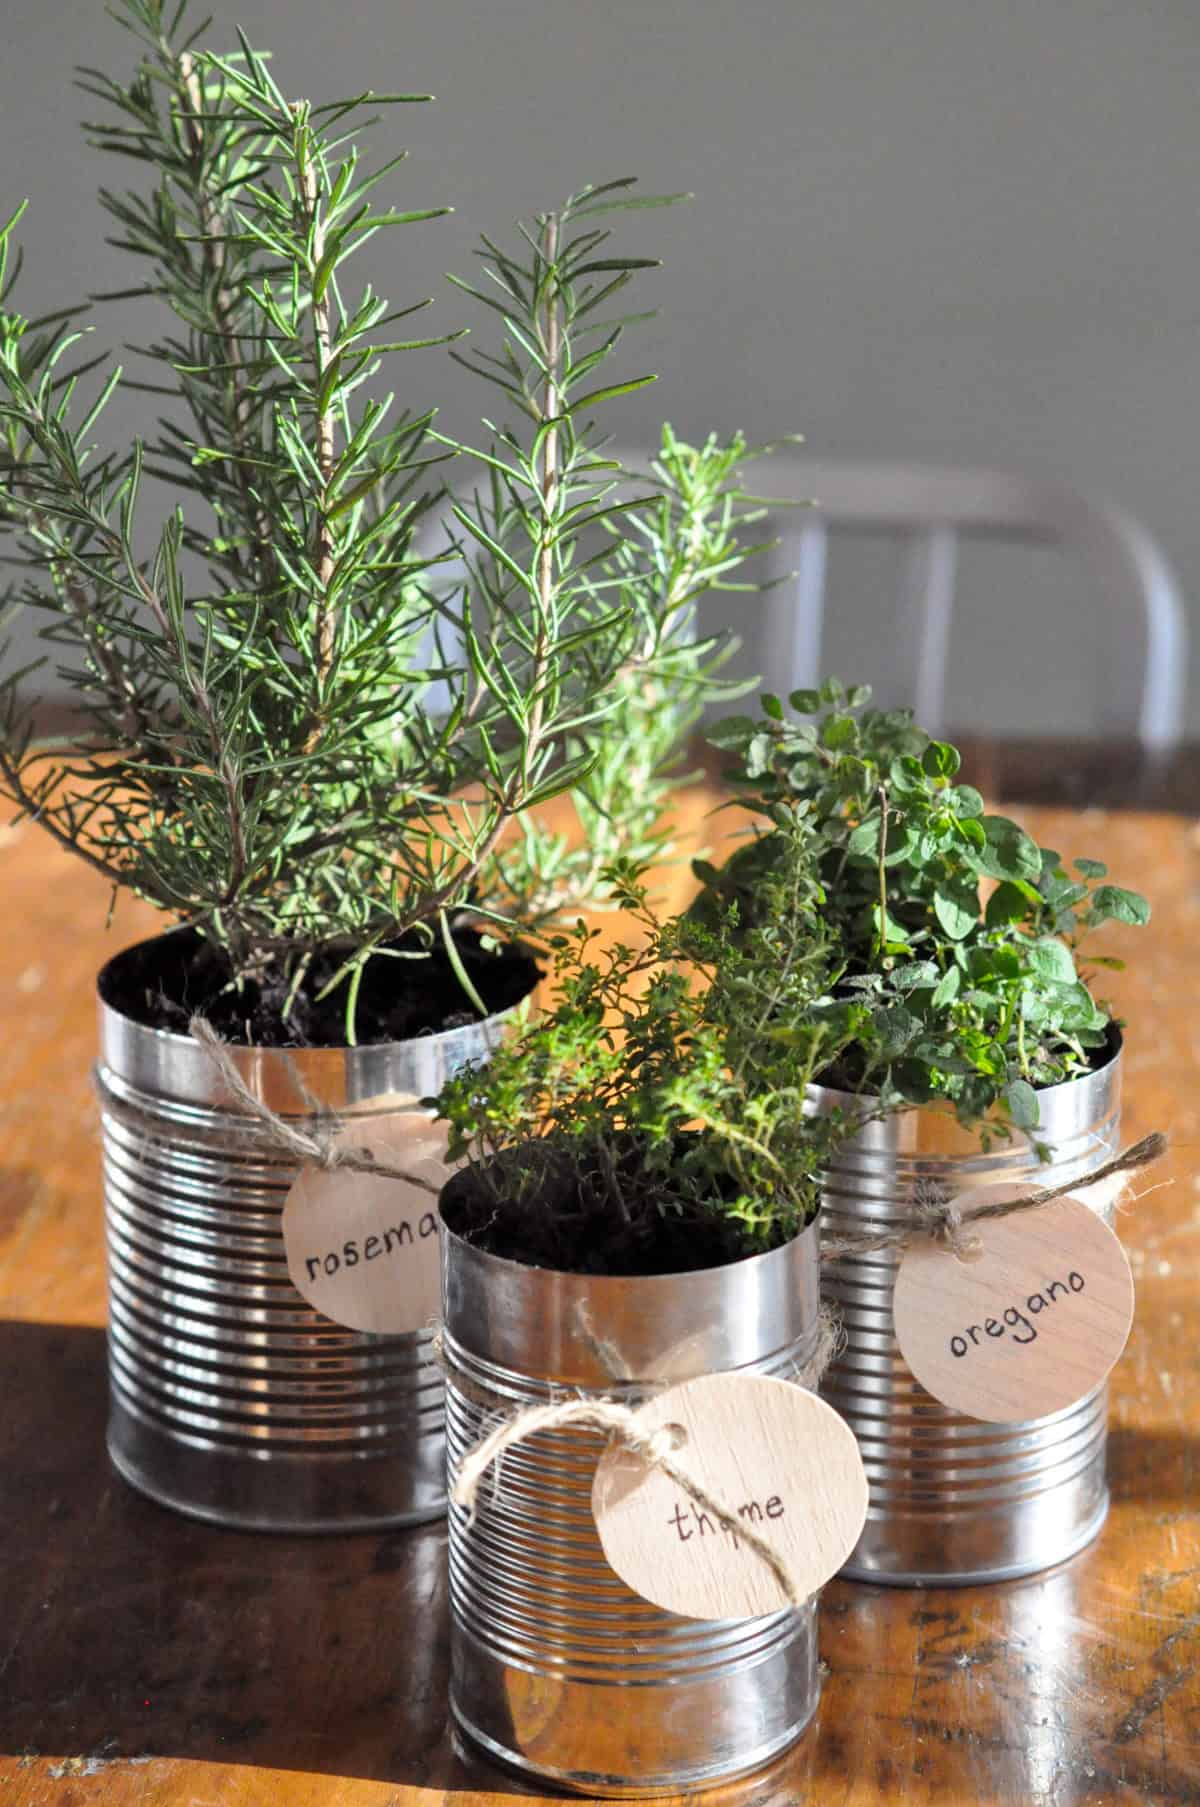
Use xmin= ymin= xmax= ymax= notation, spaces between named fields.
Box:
xmin=0 ymin=0 xmax=759 ymax=1042
xmin=702 ymin=681 xmax=1149 ymax=1130
xmin=437 ymin=826 xmax=864 ymax=1274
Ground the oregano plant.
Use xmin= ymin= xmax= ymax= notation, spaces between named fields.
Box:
xmin=0 ymin=0 xmax=763 ymax=1044
xmin=702 ymin=680 xmax=1149 ymax=1131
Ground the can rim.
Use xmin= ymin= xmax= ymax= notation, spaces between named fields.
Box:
xmin=96 ymin=924 xmax=539 ymax=1057
xmin=438 ymin=1207 xmax=820 ymax=1288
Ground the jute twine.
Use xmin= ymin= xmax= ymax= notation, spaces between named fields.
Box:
xmin=101 ymin=1015 xmax=1166 ymax=1606
xmin=95 ymin=1015 xmax=440 ymax=1195
xmin=437 ymin=1303 xmax=842 ymax=1610
xmin=104 ymin=1019 xmax=1166 ymax=1267
xmin=451 ymin=1397 xmax=805 ymax=1605
xmin=819 ymin=1132 xmax=1166 ymax=1265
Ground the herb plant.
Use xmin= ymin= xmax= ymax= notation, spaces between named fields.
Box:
xmin=482 ymin=425 xmax=766 ymax=927
xmin=437 ymin=822 xmax=865 ymax=1274
xmin=702 ymin=680 xmax=1149 ymax=1130
xmin=0 ymin=0 xmax=759 ymax=1043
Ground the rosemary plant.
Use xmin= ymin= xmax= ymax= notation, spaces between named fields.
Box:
xmin=433 ymin=197 xmax=767 ymax=926
xmin=0 ymin=1 xmax=760 ymax=1043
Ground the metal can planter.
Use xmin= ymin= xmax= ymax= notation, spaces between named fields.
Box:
xmin=441 ymin=1222 xmax=823 ymax=1797
xmin=95 ymin=932 xmax=528 ymax=1534
xmin=811 ymin=1038 xmax=1122 ymax=1585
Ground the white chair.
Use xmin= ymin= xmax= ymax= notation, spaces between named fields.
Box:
xmin=748 ymin=460 xmax=1187 ymax=752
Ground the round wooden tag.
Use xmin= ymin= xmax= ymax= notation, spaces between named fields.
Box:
xmin=591 ymin=1373 xmax=868 ymax=1621
xmin=282 ymin=1111 xmax=452 ymax=1334
xmin=892 ymin=1187 xmax=1135 ymax=1422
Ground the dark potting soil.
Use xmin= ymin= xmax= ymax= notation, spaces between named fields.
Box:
xmin=439 ymin=1160 xmax=762 ymax=1278
xmin=98 ymin=926 xmax=540 ymax=1048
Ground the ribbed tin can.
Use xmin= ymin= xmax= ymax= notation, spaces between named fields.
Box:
xmin=810 ymin=1039 xmax=1122 ymax=1585
xmin=95 ymin=932 xmax=528 ymax=1533
xmin=441 ymin=1222 xmax=823 ymax=1796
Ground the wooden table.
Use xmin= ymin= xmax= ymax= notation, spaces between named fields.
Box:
xmin=2 ymin=753 xmax=1198 ymax=1806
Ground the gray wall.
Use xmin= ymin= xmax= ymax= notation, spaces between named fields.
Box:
xmin=5 ymin=0 xmax=1200 ymax=735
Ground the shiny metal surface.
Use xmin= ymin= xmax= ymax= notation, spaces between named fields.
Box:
xmin=441 ymin=1224 xmax=823 ymax=1796
xmin=811 ymin=1042 xmax=1122 ymax=1585
xmin=96 ymin=933 xmax=524 ymax=1533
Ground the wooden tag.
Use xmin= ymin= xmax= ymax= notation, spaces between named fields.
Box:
xmin=591 ymin=1373 xmax=868 ymax=1621
xmin=282 ymin=1111 xmax=452 ymax=1334
xmin=892 ymin=1187 xmax=1135 ymax=1422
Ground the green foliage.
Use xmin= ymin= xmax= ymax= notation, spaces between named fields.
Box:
xmin=486 ymin=425 xmax=769 ymax=923
xmin=0 ymin=2 xmax=763 ymax=1038
xmin=433 ymin=192 xmax=767 ymax=925
xmin=0 ymin=3 xmax=471 ymax=1023
xmin=701 ymin=680 xmax=1149 ymax=1129
xmin=436 ymin=820 xmax=866 ymax=1270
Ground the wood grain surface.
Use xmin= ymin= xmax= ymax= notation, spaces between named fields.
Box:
xmin=1 ymin=754 xmax=1198 ymax=1805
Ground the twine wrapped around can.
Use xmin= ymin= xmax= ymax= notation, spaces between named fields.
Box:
xmin=440 ymin=1301 xmax=842 ymax=1612
xmin=819 ymin=1131 xmax=1164 ymax=1264
xmin=97 ymin=1016 xmax=444 ymax=1192
xmin=440 ymin=1217 xmax=828 ymax=1795
xmin=95 ymin=963 xmax=521 ymax=1534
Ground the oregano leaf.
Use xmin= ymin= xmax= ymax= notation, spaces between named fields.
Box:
xmin=1005 ymin=1079 xmax=1039 ymax=1129
xmin=1088 ymin=885 xmax=1151 ymax=927
xmin=933 ymin=886 xmax=978 ymax=940
xmin=931 ymin=966 xmax=961 ymax=1008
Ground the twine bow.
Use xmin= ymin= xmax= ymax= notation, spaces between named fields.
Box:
xmin=441 ymin=1306 xmax=841 ymax=1613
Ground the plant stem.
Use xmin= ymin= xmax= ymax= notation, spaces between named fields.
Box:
xmin=525 ymin=210 xmax=561 ymax=783
xmin=299 ymin=121 xmax=337 ymax=697
xmin=438 ymin=907 xmax=489 ymax=1018
xmin=407 ymin=213 xmax=574 ymax=930
xmin=176 ymin=49 xmax=277 ymax=590
xmin=876 ymin=783 xmax=889 ymax=959
xmin=343 ymin=951 xmax=365 ymax=1047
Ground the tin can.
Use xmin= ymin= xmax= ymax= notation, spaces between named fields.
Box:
xmin=811 ymin=1040 xmax=1122 ymax=1584
xmin=95 ymin=932 xmax=527 ymax=1532
xmin=441 ymin=1221 xmax=823 ymax=1795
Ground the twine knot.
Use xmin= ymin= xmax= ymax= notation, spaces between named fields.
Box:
xmin=448 ymin=1395 xmax=805 ymax=1608
xmin=180 ymin=1017 xmax=440 ymax=1192
xmin=438 ymin=1309 xmax=841 ymax=1615
xmin=914 ymin=1183 xmax=984 ymax=1263
xmin=820 ymin=1133 xmax=1167 ymax=1266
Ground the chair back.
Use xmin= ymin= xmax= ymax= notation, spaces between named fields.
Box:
xmin=750 ymin=459 xmax=1186 ymax=750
